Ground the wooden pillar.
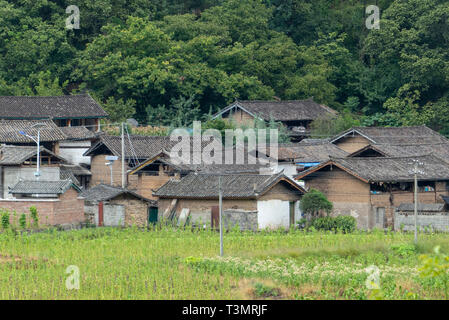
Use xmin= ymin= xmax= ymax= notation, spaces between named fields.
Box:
xmin=98 ymin=201 xmax=104 ymax=227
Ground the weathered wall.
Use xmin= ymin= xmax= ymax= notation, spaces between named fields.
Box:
xmin=90 ymin=155 xmax=128 ymax=187
xmin=3 ymin=166 xmax=60 ymax=199
xmin=110 ymin=195 xmax=149 ymax=227
xmin=132 ymin=174 xmax=171 ymax=200
xmin=53 ymin=188 xmax=85 ymax=225
xmin=84 ymin=196 xmax=150 ymax=227
xmin=394 ymin=212 xmax=449 ymax=232
xmin=158 ymin=198 xmax=257 ymax=226
xmin=303 ymin=168 xmax=371 ymax=229
xmin=257 ymin=199 xmax=291 ymax=229
xmin=226 ymin=109 xmax=255 ymax=126
xmin=223 ymin=209 xmax=258 ymax=231
xmin=0 ymin=189 xmax=84 ymax=226
xmin=59 ymin=140 xmax=92 ymax=166
xmin=334 ymin=135 xmax=370 ymax=154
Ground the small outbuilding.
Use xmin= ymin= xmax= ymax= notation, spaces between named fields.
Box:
xmin=153 ymin=172 xmax=306 ymax=230
xmin=81 ymin=184 xmax=157 ymax=227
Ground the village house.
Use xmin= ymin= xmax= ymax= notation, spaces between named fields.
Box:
xmin=329 ymin=125 xmax=449 ymax=154
xmin=1 ymin=179 xmax=85 ymax=226
xmin=295 ymin=154 xmax=449 ymax=230
xmin=83 ymin=134 xmax=176 ymax=187
xmin=212 ymin=99 xmax=338 ymax=142
xmin=81 ymin=184 xmax=157 ymax=227
xmin=127 ymin=148 xmax=269 ymax=200
xmin=0 ymin=94 xmax=107 ymax=131
xmin=153 ymin=172 xmax=305 ymax=230
xmin=255 ymin=141 xmax=349 ymax=180
xmin=0 ymin=145 xmax=70 ymax=199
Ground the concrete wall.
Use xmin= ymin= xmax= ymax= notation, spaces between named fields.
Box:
xmin=394 ymin=212 xmax=449 ymax=232
xmin=257 ymin=199 xmax=290 ymax=229
xmin=104 ymin=205 xmax=125 ymax=227
xmin=2 ymin=166 xmax=60 ymax=199
xmin=59 ymin=140 xmax=92 ymax=166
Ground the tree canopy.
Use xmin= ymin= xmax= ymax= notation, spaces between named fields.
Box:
xmin=0 ymin=0 xmax=448 ymax=135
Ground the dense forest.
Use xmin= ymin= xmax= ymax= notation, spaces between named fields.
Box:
xmin=0 ymin=0 xmax=448 ymax=135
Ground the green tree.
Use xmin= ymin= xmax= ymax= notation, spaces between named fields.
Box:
xmin=300 ymin=189 xmax=333 ymax=220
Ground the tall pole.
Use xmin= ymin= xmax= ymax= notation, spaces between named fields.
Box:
xmin=36 ymin=129 xmax=40 ymax=180
xmin=121 ymin=122 xmax=126 ymax=189
xmin=414 ymin=161 xmax=418 ymax=245
xmin=219 ymin=176 xmax=223 ymax=257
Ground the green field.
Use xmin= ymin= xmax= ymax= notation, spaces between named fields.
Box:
xmin=0 ymin=226 xmax=448 ymax=300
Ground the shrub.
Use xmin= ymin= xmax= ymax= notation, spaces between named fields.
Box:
xmin=30 ymin=206 xmax=38 ymax=228
xmin=310 ymin=215 xmax=356 ymax=233
xmin=19 ymin=213 xmax=27 ymax=229
xmin=300 ymin=189 xmax=333 ymax=220
xmin=1 ymin=210 xmax=10 ymax=229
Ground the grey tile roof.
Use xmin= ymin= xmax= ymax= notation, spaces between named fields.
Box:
xmin=0 ymin=145 xmax=66 ymax=165
xmin=331 ymin=126 xmax=449 ymax=145
xmin=80 ymin=184 xmax=156 ymax=205
xmin=261 ymin=142 xmax=348 ymax=162
xmin=397 ymin=203 xmax=445 ymax=212
xmin=0 ymin=119 xmax=67 ymax=143
xmin=60 ymin=126 xmax=97 ymax=141
xmin=0 ymin=94 xmax=108 ymax=119
xmin=9 ymin=180 xmax=77 ymax=195
xmin=296 ymin=154 xmax=449 ymax=183
xmin=153 ymin=172 xmax=305 ymax=199
xmin=214 ymin=100 xmax=337 ymax=121
xmin=84 ymin=134 xmax=176 ymax=159
xmin=130 ymin=148 xmax=269 ymax=175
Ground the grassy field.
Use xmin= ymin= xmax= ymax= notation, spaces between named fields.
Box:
xmin=0 ymin=226 xmax=448 ymax=300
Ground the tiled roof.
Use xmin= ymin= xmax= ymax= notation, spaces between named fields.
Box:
xmin=261 ymin=142 xmax=348 ymax=162
xmin=296 ymin=155 xmax=449 ymax=183
xmin=331 ymin=126 xmax=449 ymax=145
xmin=9 ymin=180 xmax=77 ymax=195
xmin=0 ymin=145 xmax=66 ymax=165
xmin=80 ymin=184 xmax=156 ymax=205
xmin=84 ymin=134 xmax=175 ymax=159
xmin=397 ymin=203 xmax=445 ymax=212
xmin=153 ymin=172 xmax=305 ymax=199
xmin=0 ymin=94 xmax=108 ymax=119
xmin=60 ymin=126 xmax=97 ymax=140
xmin=0 ymin=119 xmax=67 ymax=143
xmin=214 ymin=99 xmax=337 ymax=122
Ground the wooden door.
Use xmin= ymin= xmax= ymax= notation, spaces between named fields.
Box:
xmin=148 ymin=207 xmax=158 ymax=225
xmin=289 ymin=202 xmax=295 ymax=228
xmin=211 ymin=206 xmax=219 ymax=229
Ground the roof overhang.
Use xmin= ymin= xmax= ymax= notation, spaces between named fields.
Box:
xmin=330 ymin=128 xmax=377 ymax=144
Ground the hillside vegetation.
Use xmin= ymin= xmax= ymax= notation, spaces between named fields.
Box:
xmin=0 ymin=0 xmax=448 ymax=135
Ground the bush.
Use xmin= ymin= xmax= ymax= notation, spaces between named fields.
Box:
xmin=30 ymin=206 xmax=38 ymax=228
xmin=310 ymin=215 xmax=356 ymax=233
xmin=1 ymin=210 xmax=10 ymax=229
xmin=300 ymin=189 xmax=333 ymax=220
xmin=19 ymin=213 xmax=27 ymax=229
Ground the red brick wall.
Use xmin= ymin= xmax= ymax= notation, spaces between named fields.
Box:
xmin=0 ymin=189 xmax=85 ymax=226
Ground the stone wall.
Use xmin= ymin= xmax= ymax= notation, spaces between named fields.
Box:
xmin=223 ymin=209 xmax=258 ymax=231
xmin=394 ymin=212 xmax=449 ymax=232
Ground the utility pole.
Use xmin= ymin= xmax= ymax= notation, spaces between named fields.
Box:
xmin=219 ymin=176 xmax=223 ymax=257
xmin=414 ymin=161 xmax=418 ymax=245
xmin=410 ymin=160 xmax=424 ymax=245
xmin=121 ymin=122 xmax=126 ymax=189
